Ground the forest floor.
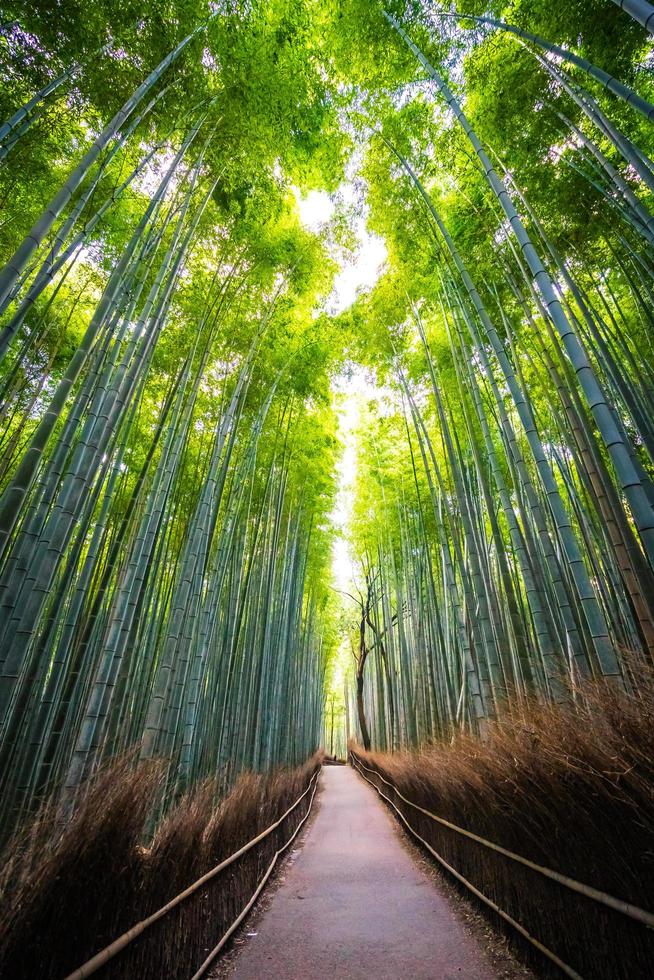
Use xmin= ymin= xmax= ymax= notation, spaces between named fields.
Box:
xmin=211 ymin=765 xmax=535 ymax=979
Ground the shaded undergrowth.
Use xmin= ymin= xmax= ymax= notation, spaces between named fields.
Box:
xmin=0 ymin=752 xmax=321 ymax=979
xmin=352 ymin=679 xmax=654 ymax=980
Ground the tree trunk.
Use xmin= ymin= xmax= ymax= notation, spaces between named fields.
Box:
xmin=355 ymin=669 xmax=371 ymax=752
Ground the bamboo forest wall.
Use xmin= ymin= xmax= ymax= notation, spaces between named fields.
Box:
xmin=343 ymin=3 xmax=654 ymax=751
xmin=2 ymin=0 xmax=654 ymax=834
xmin=0 ymin=1 xmax=345 ymax=839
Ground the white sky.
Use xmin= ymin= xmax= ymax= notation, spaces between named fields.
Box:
xmin=293 ymin=186 xmax=387 ymax=313
xmin=294 ymin=186 xmax=388 ymax=595
xmin=331 ymin=369 xmax=367 ymax=592
xmin=294 ymin=185 xmax=389 ymax=598
xmin=294 ymin=187 xmax=334 ymax=230
xmin=330 ymin=216 xmax=387 ymax=314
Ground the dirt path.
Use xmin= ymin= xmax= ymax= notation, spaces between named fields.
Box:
xmin=224 ymin=765 xmax=502 ymax=979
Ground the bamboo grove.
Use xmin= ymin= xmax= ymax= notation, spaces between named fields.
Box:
xmin=2 ymin=0 xmax=654 ymax=837
xmin=335 ymin=1 xmax=654 ymax=751
xmin=0 ymin=1 xmax=345 ymax=841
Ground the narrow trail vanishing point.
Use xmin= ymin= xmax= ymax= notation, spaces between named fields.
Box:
xmin=224 ymin=765 xmax=498 ymax=980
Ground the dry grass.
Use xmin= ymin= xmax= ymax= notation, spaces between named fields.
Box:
xmin=352 ymin=679 xmax=654 ymax=979
xmin=0 ymin=752 xmax=322 ymax=979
